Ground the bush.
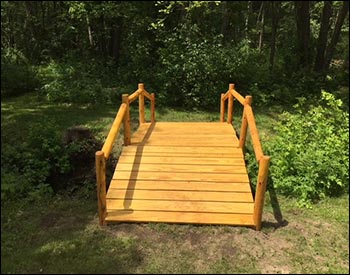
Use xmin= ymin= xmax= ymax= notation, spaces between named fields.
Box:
xmin=37 ymin=56 xmax=119 ymax=104
xmin=155 ymin=23 xmax=270 ymax=109
xmin=263 ymin=91 xmax=349 ymax=207
xmin=1 ymin=48 xmax=40 ymax=97
xmin=1 ymin=120 xmax=72 ymax=200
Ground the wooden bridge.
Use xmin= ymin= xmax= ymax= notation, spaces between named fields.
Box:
xmin=95 ymin=83 xmax=270 ymax=230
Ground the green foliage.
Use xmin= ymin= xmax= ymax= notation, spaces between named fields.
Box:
xmin=1 ymin=48 xmax=40 ymax=97
xmin=263 ymin=91 xmax=349 ymax=207
xmin=155 ymin=23 xmax=271 ymax=109
xmin=1 ymin=120 xmax=72 ymax=200
xmin=37 ymin=56 xmax=119 ymax=104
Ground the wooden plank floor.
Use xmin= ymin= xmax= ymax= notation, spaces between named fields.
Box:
xmin=106 ymin=122 xmax=254 ymax=226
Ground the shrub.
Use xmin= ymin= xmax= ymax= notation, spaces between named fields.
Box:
xmin=37 ymin=56 xmax=119 ymax=104
xmin=1 ymin=120 xmax=71 ymax=200
xmin=262 ymin=91 xmax=349 ymax=207
xmin=1 ymin=48 xmax=40 ymax=97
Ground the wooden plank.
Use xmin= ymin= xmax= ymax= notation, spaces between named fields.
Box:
xmin=132 ymin=133 xmax=239 ymax=139
xmin=131 ymin=135 xmax=238 ymax=141
xmin=118 ymin=155 xmax=245 ymax=165
xmin=122 ymin=146 xmax=243 ymax=154
xmin=131 ymin=139 xmax=238 ymax=146
xmin=131 ymin=140 xmax=239 ymax=147
xmin=106 ymin=189 xmax=253 ymax=202
xmin=112 ymin=171 xmax=250 ymax=182
xmin=116 ymin=163 xmax=247 ymax=174
xmin=139 ymin=122 xmax=234 ymax=133
xmin=121 ymin=152 xmax=243 ymax=158
xmin=106 ymin=199 xmax=254 ymax=214
xmin=108 ymin=180 xmax=252 ymax=192
xmin=105 ymin=211 xmax=255 ymax=225
xmin=139 ymin=122 xmax=232 ymax=125
xmin=134 ymin=127 xmax=235 ymax=134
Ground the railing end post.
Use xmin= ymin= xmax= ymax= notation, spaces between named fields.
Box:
xmin=138 ymin=83 xmax=144 ymax=90
xmin=122 ymin=94 xmax=131 ymax=146
xmin=95 ymin=150 xmax=104 ymax=158
xmin=95 ymin=150 xmax=106 ymax=226
xmin=254 ymin=155 xmax=271 ymax=230
xmin=245 ymin=95 xmax=253 ymax=105
xmin=229 ymin=83 xmax=235 ymax=90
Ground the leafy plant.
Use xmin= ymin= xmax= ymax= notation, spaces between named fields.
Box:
xmin=259 ymin=91 xmax=349 ymax=207
xmin=1 ymin=48 xmax=40 ymax=97
xmin=37 ymin=56 xmax=119 ymax=104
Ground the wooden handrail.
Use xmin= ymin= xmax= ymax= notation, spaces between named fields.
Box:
xmin=244 ymin=105 xmax=264 ymax=162
xmin=128 ymin=89 xmax=142 ymax=103
xmin=219 ymin=83 xmax=270 ymax=230
xmin=239 ymin=95 xmax=252 ymax=151
xmin=101 ymin=103 xmax=127 ymax=159
xmin=142 ymin=88 xmax=153 ymax=100
xmin=96 ymin=83 xmax=156 ymax=225
xmin=230 ymin=89 xmax=245 ymax=105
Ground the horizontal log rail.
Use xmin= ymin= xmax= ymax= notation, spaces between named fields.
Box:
xmin=101 ymin=103 xmax=127 ymax=160
xmin=96 ymin=83 xmax=156 ymax=225
xmin=128 ymin=89 xmax=142 ymax=103
xmin=219 ymin=83 xmax=270 ymax=230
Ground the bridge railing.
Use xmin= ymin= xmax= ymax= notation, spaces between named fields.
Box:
xmin=220 ymin=83 xmax=270 ymax=230
xmin=95 ymin=83 xmax=155 ymax=225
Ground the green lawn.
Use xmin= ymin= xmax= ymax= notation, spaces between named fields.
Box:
xmin=1 ymin=93 xmax=349 ymax=274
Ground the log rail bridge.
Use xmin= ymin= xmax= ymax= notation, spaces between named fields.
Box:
xmin=95 ymin=83 xmax=270 ymax=230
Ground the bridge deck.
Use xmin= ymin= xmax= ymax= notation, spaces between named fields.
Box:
xmin=105 ymin=122 xmax=254 ymax=226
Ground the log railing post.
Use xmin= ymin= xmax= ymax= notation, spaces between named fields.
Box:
xmin=253 ymin=155 xmax=271 ymax=230
xmin=151 ymin=93 xmax=156 ymax=123
xmin=227 ymin=83 xmax=234 ymax=124
xmin=122 ymin=94 xmax=131 ymax=145
xmin=220 ymin=93 xmax=225 ymax=122
xmin=138 ymin=83 xmax=145 ymax=124
xmin=95 ymin=151 xmax=106 ymax=226
xmin=239 ymin=95 xmax=253 ymax=152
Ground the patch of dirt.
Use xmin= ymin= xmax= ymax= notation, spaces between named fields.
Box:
xmin=39 ymin=212 xmax=62 ymax=228
xmin=261 ymin=265 xmax=291 ymax=274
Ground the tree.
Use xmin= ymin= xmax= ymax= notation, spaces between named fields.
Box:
xmin=295 ymin=1 xmax=311 ymax=69
xmin=269 ymin=1 xmax=281 ymax=71
xmin=314 ymin=1 xmax=333 ymax=72
xmin=324 ymin=1 xmax=349 ymax=72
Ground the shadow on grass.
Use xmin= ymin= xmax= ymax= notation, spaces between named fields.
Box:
xmin=264 ymin=176 xmax=289 ymax=229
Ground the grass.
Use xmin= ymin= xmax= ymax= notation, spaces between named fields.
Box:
xmin=1 ymin=93 xmax=349 ymax=274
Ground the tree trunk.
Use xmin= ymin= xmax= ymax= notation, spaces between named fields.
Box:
xmin=258 ymin=2 xmax=265 ymax=52
xmin=324 ymin=1 xmax=349 ymax=71
xmin=314 ymin=1 xmax=332 ymax=72
xmin=245 ymin=1 xmax=251 ymax=41
xmin=295 ymin=1 xmax=311 ymax=68
xmin=109 ymin=19 xmax=123 ymax=65
xmin=269 ymin=1 xmax=280 ymax=71
xmin=221 ymin=1 xmax=229 ymax=44
xmin=86 ymin=14 xmax=94 ymax=47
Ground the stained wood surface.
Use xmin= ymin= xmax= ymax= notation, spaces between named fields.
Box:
xmin=105 ymin=122 xmax=254 ymax=226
